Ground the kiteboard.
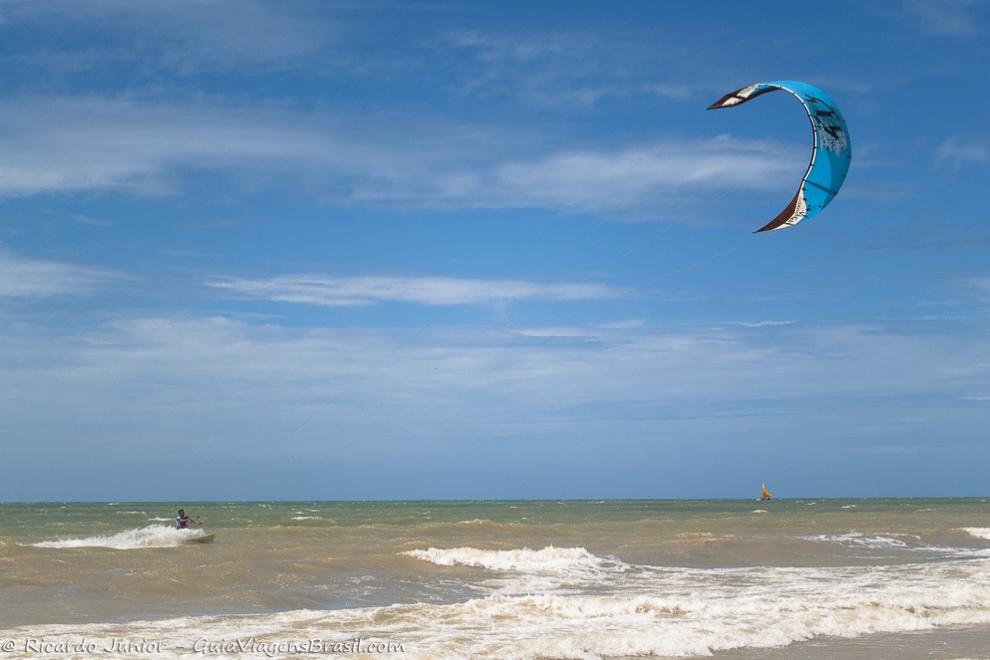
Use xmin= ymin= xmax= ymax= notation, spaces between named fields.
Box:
xmin=184 ymin=534 xmax=214 ymax=544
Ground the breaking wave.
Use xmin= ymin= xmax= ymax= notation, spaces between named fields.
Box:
xmin=4 ymin=557 xmax=990 ymax=659
xmin=403 ymin=546 xmax=628 ymax=575
xmin=803 ymin=532 xmax=912 ymax=549
xmin=33 ymin=525 xmax=208 ymax=550
xmin=962 ymin=528 xmax=990 ymax=541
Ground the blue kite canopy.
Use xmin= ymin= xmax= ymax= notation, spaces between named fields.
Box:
xmin=708 ymin=80 xmax=851 ymax=233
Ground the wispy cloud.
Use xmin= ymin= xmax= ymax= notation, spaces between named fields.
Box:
xmin=972 ymin=276 xmax=990 ymax=298
xmin=0 ymin=96 xmax=336 ymax=196
xmin=902 ymin=0 xmax=984 ymax=37
xmin=0 ymin=96 xmax=797 ymax=215
xmin=1 ymin=316 xmax=986 ymax=447
xmin=1 ymin=0 xmax=336 ymax=72
xmin=486 ymin=137 xmax=795 ymax=212
xmin=935 ymin=137 xmax=988 ymax=166
xmin=444 ymin=29 xmax=711 ymax=108
xmin=206 ymin=274 xmax=632 ymax=307
xmin=0 ymin=246 xmax=114 ymax=298
xmin=448 ymin=30 xmax=572 ymax=63
xmin=734 ymin=320 xmax=796 ymax=328
xmin=69 ymin=214 xmax=114 ymax=227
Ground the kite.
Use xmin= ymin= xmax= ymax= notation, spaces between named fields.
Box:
xmin=708 ymin=80 xmax=851 ymax=233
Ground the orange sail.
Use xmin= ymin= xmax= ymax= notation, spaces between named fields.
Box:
xmin=760 ymin=482 xmax=772 ymax=501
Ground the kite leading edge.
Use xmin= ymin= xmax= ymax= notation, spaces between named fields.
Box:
xmin=708 ymin=80 xmax=851 ymax=233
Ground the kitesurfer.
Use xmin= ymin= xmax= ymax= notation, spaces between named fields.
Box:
xmin=175 ymin=509 xmax=197 ymax=529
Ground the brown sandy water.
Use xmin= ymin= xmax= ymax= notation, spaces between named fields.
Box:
xmin=2 ymin=499 xmax=989 ymax=657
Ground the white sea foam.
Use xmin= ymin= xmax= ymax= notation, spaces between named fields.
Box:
xmin=403 ymin=546 xmax=628 ymax=576
xmin=33 ymin=525 xmax=207 ymax=549
xmin=962 ymin=528 xmax=990 ymax=541
xmin=290 ymin=516 xmax=320 ymax=521
xmin=751 ymin=509 xmax=767 ymax=513
xmin=803 ymin=532 xmax=912 ymax=549
xmin=841 ymin=504 xmax=858 ymax=509
xmin=4 ymin=557 xmax=990 ymax=659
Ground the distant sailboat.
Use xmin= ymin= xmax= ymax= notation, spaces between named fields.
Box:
xmin=759 ymin=482 xmax=773 ymax=501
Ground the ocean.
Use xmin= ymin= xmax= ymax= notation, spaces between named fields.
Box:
xmin=1 ymin=499 xmax=989 ymax=658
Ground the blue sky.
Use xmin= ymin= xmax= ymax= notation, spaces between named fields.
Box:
xmin=0 ymin=0 xmax=988 ymax=500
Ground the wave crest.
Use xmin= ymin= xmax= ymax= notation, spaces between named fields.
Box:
xmin=33 ymin=525 xmax=208 ymax=549
xmin=961 ymin=527 xmax=990 ymax=541
xmin=803 ymin=532 xmax=912 ymax=549
xmin=403 ymin=546 xmax=628 ymax=574
xmin=8 ymin=559 xmax=990 ymax=659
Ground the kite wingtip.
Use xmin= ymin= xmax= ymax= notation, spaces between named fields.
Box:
xmin=753 ymin=222 xmax=784 ymax=234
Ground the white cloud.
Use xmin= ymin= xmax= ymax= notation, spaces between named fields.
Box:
xmin=510 ymin=327 xmax=601 ymax=338
xmin=935 ymin=138 xmax=988 ymax=166
xmin=0 ymin=246 xmax=114 ymax=298
xmin=0 ymin=96 xmax=334 ymax=196
xmin=902 ymin=0 xmax=983 ymax=37
xmin=0 ymin=317 xmax=985 ymax=446
xmin=1 ymin=0 xmax=335 ymax=71
xmin=206 ymin=274 xmax=631 ymax=306
xmin=972 ymin=277 xmax=990 ymax=300
xmin=1 ymin=312 xmax=987 ymax=497
xmin=448 ymin=30 xmax=573 ymax=63
xmin=734 ymin=320 xmax=795 ymax=328
xmin=489 ymin=137 xmax=794 ymax=211
xmin=69 ymin=214 xmax=114 ymax=227
xmin=444 ymin=29 xmax=707 ymax=108
xmin=0 ymin=96 xmax=797 ymax=215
